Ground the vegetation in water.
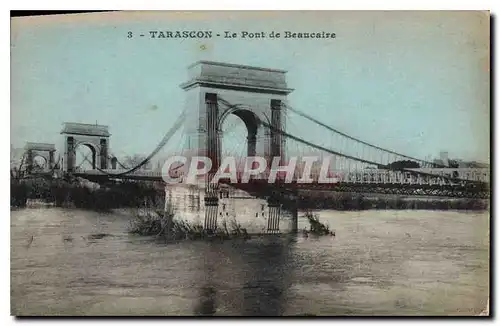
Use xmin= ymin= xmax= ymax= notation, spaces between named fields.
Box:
xmin=127 ymin=207 xmax=251 ymax=241
xmin=303 ymin=211 xmax=335 ymax=236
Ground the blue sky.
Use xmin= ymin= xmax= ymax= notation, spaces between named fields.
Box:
xmin=11 ymin=11 xmax=490 ymax=163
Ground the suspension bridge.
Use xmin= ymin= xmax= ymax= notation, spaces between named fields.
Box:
xmin=17 ymin=61 xmax=490 ymax=233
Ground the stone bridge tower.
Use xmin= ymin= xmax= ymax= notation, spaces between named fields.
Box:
xmin=24 ymin=142 xmax=56 ymax=172
xmin=178 ymin=61 xmax=295 ymax=233
xmin=180 ymin=61 xmax=294 ymax=172
xmin=60 ymin=123 xmax=110 ymax=172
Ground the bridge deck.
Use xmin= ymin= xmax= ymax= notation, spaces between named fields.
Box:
xmin=73 ymin=170 xmax=489 ymax=199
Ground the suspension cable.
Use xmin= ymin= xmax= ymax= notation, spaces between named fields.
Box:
xmin=75 ymin=148 xmax=93 ymax=169
xmin=107 ymin=153 xmax=129 ymax=169
xmin=283 ymin=103 xmax=445 ymax=168
xmin=218 ymin=97 xmax=483 ymax=185
xmin=79 ymin=110 xmax=186 ymax=177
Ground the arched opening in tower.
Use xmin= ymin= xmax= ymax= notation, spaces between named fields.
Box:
xmin=75 ymin=144 xmax=97 ymax=170
xmin=219 ymin=109 xmax=259 ymax=177
xmin=32 ymin=155 xmax=48 ymax=171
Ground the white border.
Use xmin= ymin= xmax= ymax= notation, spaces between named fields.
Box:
xmin=4 ymin=1 xmax=497 ymax=325
xmin=3 ymin=1 xmax=499 ymax=10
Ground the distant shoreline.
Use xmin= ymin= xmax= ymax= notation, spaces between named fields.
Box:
xmin=12 ymin=198 xmax=489 ymax=213
xmin=10 ymin=177 xmax=489 ymax=212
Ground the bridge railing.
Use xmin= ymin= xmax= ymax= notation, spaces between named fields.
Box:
xmin=76 ymin=167 xmax=489 ymax=186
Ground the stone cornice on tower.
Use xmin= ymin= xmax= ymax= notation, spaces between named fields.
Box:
xmin=24 ymin=142 xmax=56 ymax=151
xmin=61 ymin=122 xmax=110 ymax=137
xmin=180 ymin=61 xmax=294 ymax=95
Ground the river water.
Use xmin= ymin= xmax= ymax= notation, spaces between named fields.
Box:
xmin=11 ymin=207 xmax=489 ymax=316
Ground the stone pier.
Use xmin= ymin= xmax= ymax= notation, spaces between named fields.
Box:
xmin=164 ymin=183 xmax=298 ymax=234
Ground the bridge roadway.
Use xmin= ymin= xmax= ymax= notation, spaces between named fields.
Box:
xmin=74 ymin=167 xmax=489 ymax=183
xmin=73 ymin=168 xmax=489 ymax=199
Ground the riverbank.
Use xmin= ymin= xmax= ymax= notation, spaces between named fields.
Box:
xmin=296 ymin=191 xmax=488 ymax=211
xmin=11 ymin=177 xmax=163 ymax=211
xmin=11 ymin=177 xmax=489 ymax=212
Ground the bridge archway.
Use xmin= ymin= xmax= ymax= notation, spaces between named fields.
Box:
xmin=61 ymin=122 xmax=110 ymax=172
xmin=32 ymin=155 xmax=48 ymax=171
xmin=110 ymin=157 xmax=118 ymax=169
xmin=181 ymin=61 xmax=293 ymax=173
xmin=74 ymin=142 xmax=98 ymax=170
xmin=218 ymin=106 xmax=262 ymax=157
xmin=24 ymin=142 xmax=56 ymax=172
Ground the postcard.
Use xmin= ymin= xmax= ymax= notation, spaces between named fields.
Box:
xmin=10 ymin=11 xmax=490 ymax=316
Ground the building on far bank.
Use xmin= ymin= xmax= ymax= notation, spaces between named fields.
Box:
xmin=432 ymin=150 xmax=489 ymax=169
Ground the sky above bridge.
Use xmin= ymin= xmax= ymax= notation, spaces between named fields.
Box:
xmin=11 ymin=11 xmax=490 ymax=164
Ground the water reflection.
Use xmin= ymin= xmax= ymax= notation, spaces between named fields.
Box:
xmin=239 ymin=237 xmax=292 ymax=316
xmin=194 ymin=286 xmax=217 ymax=316
xmin=194 ymin=244 xmax=218 ymax=316
xmin=192 ymin=236 xmax=295 ymax=316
